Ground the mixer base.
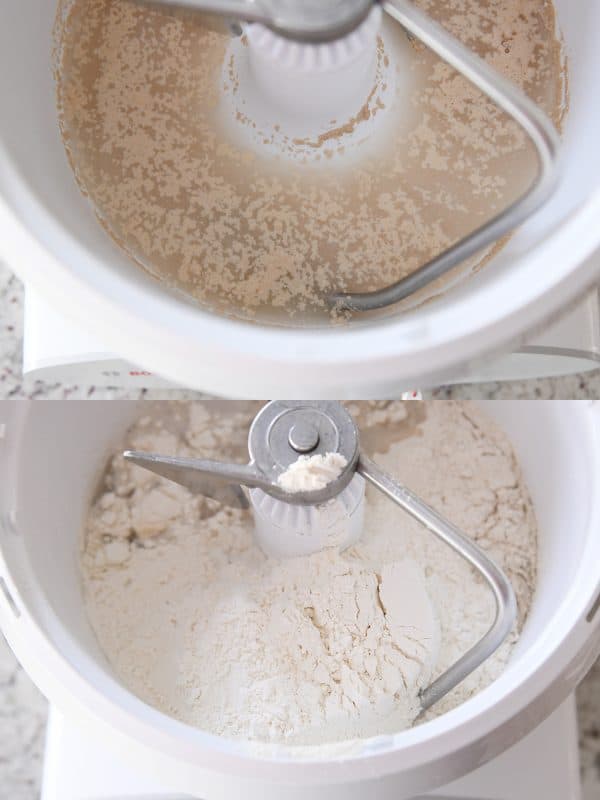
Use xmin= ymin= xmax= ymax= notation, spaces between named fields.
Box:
xmin=41 ymin=697 xmax=581 ymax=800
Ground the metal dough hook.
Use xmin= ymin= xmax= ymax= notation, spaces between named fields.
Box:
xmin=329 ymin=0 xmax=560 ymax=312
xmin=124 ymin=400 xmax=517 ymax=712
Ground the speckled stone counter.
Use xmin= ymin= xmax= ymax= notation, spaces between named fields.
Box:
xmin=0 ymin=636 xmax=47 ymax=800
xmin=580 ymin=659 xmax=600 ymax=800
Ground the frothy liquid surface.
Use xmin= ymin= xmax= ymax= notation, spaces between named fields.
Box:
xmin=55 ymin=0 xmax=564 ymax=326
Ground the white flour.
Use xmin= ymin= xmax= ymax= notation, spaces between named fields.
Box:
xmin=82 ymin=402 xmax=537 ymax=746
xmin=278 ymin=452 xmax=347 ymax=492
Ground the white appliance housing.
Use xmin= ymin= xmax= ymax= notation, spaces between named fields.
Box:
xmin=40 ymin=699 xmax=583 ymax=799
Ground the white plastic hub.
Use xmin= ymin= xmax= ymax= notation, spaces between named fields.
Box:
xmin=246 ymin=8 xmax=381 ymax=120
xmin=250 ymin=472 xmax=365 ymax=557
xmin=219 ymin=6 xmax=410 ymax=165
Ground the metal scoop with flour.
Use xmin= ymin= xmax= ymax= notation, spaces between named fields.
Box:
xmin=124 ymin=400 xmax=517 ymax=712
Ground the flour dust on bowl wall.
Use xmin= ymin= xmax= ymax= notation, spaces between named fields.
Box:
xmin=0 ymin=400 xmax=599 ymax=799
xmin=2 ymin=2 xmax=600 ymax=394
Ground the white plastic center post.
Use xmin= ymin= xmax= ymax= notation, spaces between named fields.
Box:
xmin=218 ymin=6 xmax=406 ymax=165
xmin=246 ymin=7 xmax=382 ymax=126
xmin=249 ymin=474 xmax=366 ymax=558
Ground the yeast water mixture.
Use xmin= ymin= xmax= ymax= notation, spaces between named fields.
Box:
xmin=55 ymin=1 xmax=565 ymax=325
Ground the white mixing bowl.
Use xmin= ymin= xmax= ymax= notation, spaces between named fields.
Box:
xmin=1 ymin=3 xmax=600 ymax=397
xmin=0 ymin=400 xmax=599 ymax=798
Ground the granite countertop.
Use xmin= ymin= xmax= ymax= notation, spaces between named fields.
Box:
xmin=2 ymin=261 xmax=600 ymax=399
xmin=0 ymin=637 xmax=47 ymax=800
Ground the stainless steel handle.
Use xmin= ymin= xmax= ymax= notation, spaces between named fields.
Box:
xmin=123 ymin=452 xmax=264 ymax=508
xmin=357 ymin=453 xmax=517 ymax=710
xmin=135 ymin=0 xmax=373 ymax=42
xmin=330 ymin=0 xmax=561 ymax=312
xmin=123 ymin=451 xmax=350 ymax=507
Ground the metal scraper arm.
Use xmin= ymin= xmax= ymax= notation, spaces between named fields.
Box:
xmin=330 ymin=0 xmax=560 ymax=312
xmin=358 ymin=453 xmax=517 ymax=710
xmin=134 ymin=0 xmax=374 ymax=42
xmin=123 ymin=451 xmax=264 ymax=508
xmin=123 ymin=449 xmax=354 ymax=508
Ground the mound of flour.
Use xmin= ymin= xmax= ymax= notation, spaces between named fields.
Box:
xmin=82 ymin=401 xmax=537 ymax=746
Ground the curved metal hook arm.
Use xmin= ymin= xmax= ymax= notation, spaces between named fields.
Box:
xmin=330 ymin=0 xmax=561 ymax=312
xmin=357 ymin=453 xmax=517 ymax=710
